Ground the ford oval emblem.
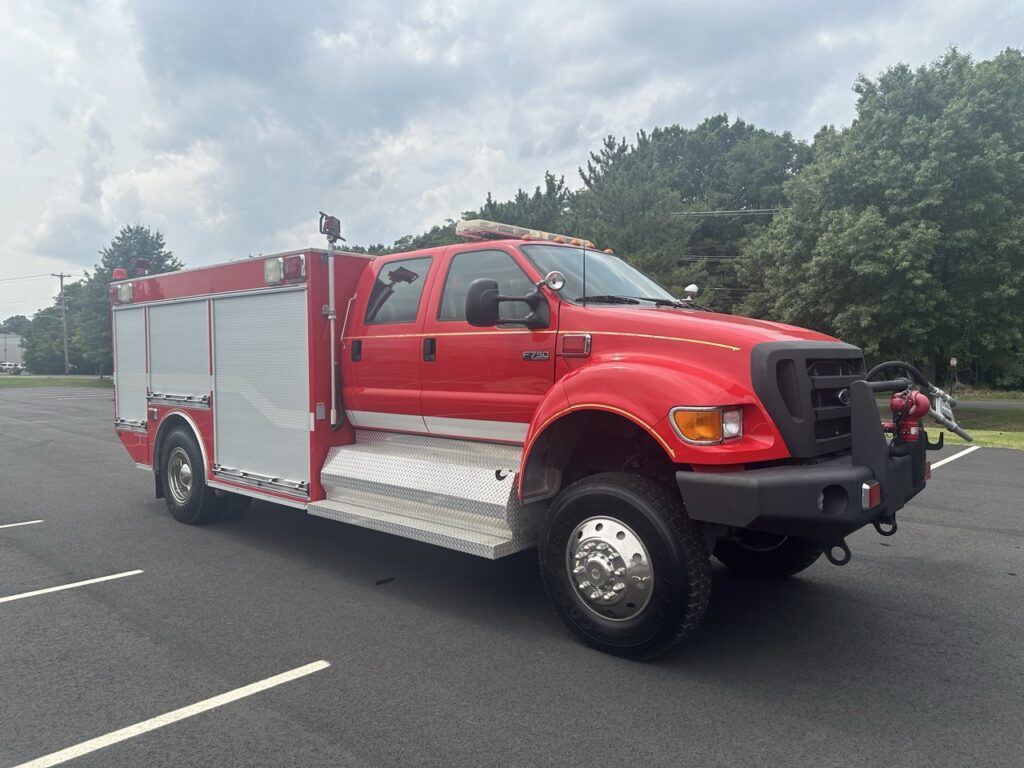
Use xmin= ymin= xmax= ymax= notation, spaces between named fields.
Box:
xmin=836 ymin=388 xmax=852 ymax=405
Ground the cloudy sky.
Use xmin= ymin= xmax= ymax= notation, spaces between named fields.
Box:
xmin=1 ymin=0 xmax=1020 ymax=321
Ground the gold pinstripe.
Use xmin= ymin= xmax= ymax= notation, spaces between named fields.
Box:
xmin=344 ymin=328 xmax=740 ymax=351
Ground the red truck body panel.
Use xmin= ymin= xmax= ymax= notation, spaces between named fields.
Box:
xmin=112 ymin=237 xmax=846 ymax=507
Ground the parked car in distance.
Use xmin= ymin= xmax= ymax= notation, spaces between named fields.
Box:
xmin=0 ymin=361 xmax=23 ymax=375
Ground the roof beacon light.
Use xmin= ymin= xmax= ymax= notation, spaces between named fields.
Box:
xmin=456 ymin=219 xmax=593 ymax=247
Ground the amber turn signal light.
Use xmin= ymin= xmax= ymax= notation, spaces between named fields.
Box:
xmin=670 ymin=407 xmax=743 ymax=445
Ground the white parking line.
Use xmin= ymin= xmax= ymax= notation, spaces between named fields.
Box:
xmin=0 ymin=570 xmax=143 ymax=604
xmin=11 ymin=660 xmax=332 ymax=768
xmin=931 ymin=445 xmax=981 ymax=470
xmin=0 ymin=520 xmax=43 ymax=530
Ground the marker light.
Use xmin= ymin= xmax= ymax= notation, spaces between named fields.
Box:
xmin=670 ymin=406 xmax=743 ymax=445
xmin=264 ymin=257 xmax=284 ymax=284
xmin=561 ymin=334 xmax=591 ymax=357
xmin=282 ymin=253 xmax=306 ymax=281
xmin=265 ymin=254 xmax=306 ymax=285
xmin=861 ymin=481 xmax=881 ymax=510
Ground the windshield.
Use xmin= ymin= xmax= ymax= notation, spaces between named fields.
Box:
xmin=520 ymin=244 xmax=677 ymax=304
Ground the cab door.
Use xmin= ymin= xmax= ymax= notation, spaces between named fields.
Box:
xmin=342 ymin=254 xmax=435 ymax=433
xmin=419 ymin=247 xmax=556 ymax=444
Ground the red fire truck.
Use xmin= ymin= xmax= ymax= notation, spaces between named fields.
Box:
xmin=110 ymin=216 xmax=969 ymax=659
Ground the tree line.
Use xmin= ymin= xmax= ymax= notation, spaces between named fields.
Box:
xmin=2 ymin=227 xmax=180 ymax=374
xmin=5 ymin=48 xmax=1021 ymax=386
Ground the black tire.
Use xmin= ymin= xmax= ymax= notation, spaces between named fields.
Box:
xmin=538 ymin=472 xmax=712 ymax=661
xmin=713 ymin=533 xmax=822 ymax=579
xmin=160 ymin=427 xmax=220 ymax=525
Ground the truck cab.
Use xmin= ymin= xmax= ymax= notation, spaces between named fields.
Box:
xmin=111 ymin=218 xmax=953 ymax=659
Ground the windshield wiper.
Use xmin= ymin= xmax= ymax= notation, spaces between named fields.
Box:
xmin=576 ymin=295 xmax=642 ymax=305
xmin=636 ymin=296 xmax=713 ymax=312
xmin=644 ymin=297 xmax=689 ymax=309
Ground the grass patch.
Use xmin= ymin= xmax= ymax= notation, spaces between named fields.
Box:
xmin=879 ymin=405 xmax=1024 ymax=432
xmin=948 ymin=429 xmax=1024 ymax=450
xmin=945 ymin=407 xmax=1024 ymax=432
xmin=0 ymin=375 xmax=113 ymax=389
xmin=952 ymin=389 xmax=1024 ymax=401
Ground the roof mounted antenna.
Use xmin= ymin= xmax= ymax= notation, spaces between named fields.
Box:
xmin=319 ymin=211 xmax=346 ymax=250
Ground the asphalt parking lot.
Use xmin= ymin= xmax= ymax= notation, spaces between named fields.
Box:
xmin=1 ymin=388 xmax=1022 ymax=767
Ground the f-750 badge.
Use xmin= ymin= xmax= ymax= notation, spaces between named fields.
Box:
xmin=522 ymin=351 xmax=550 ymax=361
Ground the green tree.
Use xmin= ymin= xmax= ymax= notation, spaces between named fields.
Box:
xmin=74 ymin=226 xmax=182 ymax=374
xmin=739 ymin=48 xmax=1024 ymax=385
xmin=474 ymin=173 xmax=572 ymax=232
xmin=1 ymin=314 xmax=31 ymax=335
xmin=567 ymin=134 xmax=698 ymax=298
xmin=22 ymin=283 xmax=88 ymax=374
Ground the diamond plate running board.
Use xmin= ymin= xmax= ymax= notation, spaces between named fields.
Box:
xmin=309 ymin=430 xmax=536 ymax=559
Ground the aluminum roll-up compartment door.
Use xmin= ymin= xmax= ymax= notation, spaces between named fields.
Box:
xmin=113 ymin=307 xmax=147 ymax=425
xmin=213 ymin=289 xmax=310 ymax=491
xmin=149 ymin=300 xmax=209 ymax=402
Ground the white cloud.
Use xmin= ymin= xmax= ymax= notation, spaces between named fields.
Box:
xmin=1 ymin=0 xmax=1020 ymax=322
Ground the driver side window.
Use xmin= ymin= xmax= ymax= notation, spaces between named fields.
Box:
xmin=438 ymin=250 xmax=534 ymax=322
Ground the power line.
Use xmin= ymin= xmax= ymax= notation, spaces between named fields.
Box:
xmin=0 ymin=273 xmax=53 ymax=283
xmin=0 ymin=295 xmax=54 ymax=305
xmin=668 ymin=208 xmax=783 ymax=217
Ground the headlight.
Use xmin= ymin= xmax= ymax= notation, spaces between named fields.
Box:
xmin=670 ymin=406 xmax=743 ymax=445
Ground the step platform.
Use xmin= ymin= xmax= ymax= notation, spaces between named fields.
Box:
xmin=307 ymin=430 xmax=537 ymax=558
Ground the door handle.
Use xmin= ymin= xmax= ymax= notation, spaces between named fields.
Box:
xmin=423 ymin=337 xmax=436 ymax=362
xmin=351 ymin=339 xmax=362 ymax=362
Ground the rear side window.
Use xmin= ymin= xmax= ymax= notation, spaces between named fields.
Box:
xmin=438 ymin=250 xmax=534 ymax=322
xmin=364 ymin=257 xmax=431 ymax=324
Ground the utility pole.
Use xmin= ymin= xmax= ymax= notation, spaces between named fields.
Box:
xmin=52 ymin=272 xmax=70 ymax=374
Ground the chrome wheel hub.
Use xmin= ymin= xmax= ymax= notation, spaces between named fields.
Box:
xmin=168 ymin=447 xmax=193 ymax=504
xmin=566 ymin=516 xmax=653 ymax=621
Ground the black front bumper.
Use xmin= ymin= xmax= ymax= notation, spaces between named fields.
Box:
xmin=676 ymin=379 xmax=931 ymax=543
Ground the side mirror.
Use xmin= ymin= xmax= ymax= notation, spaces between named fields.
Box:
xmin=684 ymin=283 xmax=699 ymax=300
xmin=465 ymin=278 xmax=551 ymax=330
xmin=465 ymin=279 xmax=501 ymax=327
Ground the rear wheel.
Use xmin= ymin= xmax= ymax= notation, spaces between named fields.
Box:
xmin=160 ymin=428 xmax=219 ymax=525
xmin=713 ymin=532 xmax=822 ymax=579
xmin=538 ymin=473 xmax=712 ymax=661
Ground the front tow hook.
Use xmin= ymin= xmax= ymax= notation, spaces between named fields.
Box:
xmin=824 ymin=539 xmax=852 ymax=566
xmin=873 ymin=519 xmax=898 ymax=536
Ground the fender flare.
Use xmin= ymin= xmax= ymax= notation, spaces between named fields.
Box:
xmin=519 ymin=360 xmax=757 ymax=501
xmin=152 ymin=409 xmax=209 ymax=477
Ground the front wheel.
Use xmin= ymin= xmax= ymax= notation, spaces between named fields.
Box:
xmin=538 ymin=473 xmax=712 ymax=661
xmin=713 ymin=533 xmax=822 ymax=579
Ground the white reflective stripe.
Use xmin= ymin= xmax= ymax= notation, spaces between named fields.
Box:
xmin=423 ymin=416 xmax=528 ymax=443
xmin=346 ymin=410 xmax=428 ymax=433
